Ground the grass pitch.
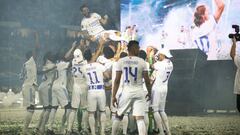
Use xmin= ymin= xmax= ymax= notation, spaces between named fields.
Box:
xmin=0 ymin=108 xmax=239 ymax=135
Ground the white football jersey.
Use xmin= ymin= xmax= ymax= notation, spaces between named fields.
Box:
xmin=116 ymin=56 xmax=148 ymax=91
xmin=83 ymin=62 xmax=105 ymax=89
xmin=41 ymin=60 xmax=56 ymax=84
xmin=21 ymin=56 xmax=37 ymax=86
xmin=112 ymin=61 xmax=124 ymax=90
xmin=192 ymin=15 xmax=217 ymax=60
xmin=81 ymin=13 xmax=105 ymax=36
xmin=152 ymin=59 xmax=173 ymax=89
xmin=53 ymin=61 xmax=69 ymax=87
xmin=72 ymin=59 xmax=87 ymax=79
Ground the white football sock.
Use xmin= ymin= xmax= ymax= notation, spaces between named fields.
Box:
xmin=39 ymin=109 xmax=50 ymax=133
xmin=111 ymin=117 xmax=120 ymax=135
xmin=89 ymin=113 xmax=96 ymax=135
xmin=153 ymin=112 xmax=165 ymax=135
xmin=47 ymin=108 xmax=57 ymax=131
xmin=67 ymin=109 xmax=77 ymax=131
xmin=136 ymin=119 xmax=147 ymax=135
xmin=23 ymin=109 xmax=34 ymax=133
xmin=144 ymin=112 xmax=149 ymax=133
xmin=36 ymin=110 xmax=45 ymax=129
xmin=122 ymin=115 xmax=128 ymax=135
xmin=82 ymin=109 xmax=89 ymax=131
xmin=160 ymin=112 xmax=171 ymax=135
xmin=100 ymin=112 xmax=106 ymax=135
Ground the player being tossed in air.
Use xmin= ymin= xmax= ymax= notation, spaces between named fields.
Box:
xmin=151 ymin=49 xmax=173 ymax=135
xmin=111 ymin=40 xmax=152 ymax=135
xmin=191 ymin=0 xmax=224 ymax=60
xmin=80 ymin=4 xmax=124 ymax=43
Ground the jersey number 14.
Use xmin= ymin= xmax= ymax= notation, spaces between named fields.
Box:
xmin=124 ymin=67 xmax=138 ymax=83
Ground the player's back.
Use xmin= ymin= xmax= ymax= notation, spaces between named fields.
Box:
xmin=22 ymin=57 xmax=37 ymax=86
xmin=72 ymin=59 xmax=87 ymax=80
xmin=42 ymin=60 xmax=56 ymax=84
xmin=116 ymin=56 xmax=148 ymax=91
xmin=153 ymin=59 xmax=173 ymax=88
xmin=84 ymin=62 xmax=105 ymax=90
xmin=53 ymin=61 xmax=69 ymax=88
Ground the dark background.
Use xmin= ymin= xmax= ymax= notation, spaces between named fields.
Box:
xmin=0 ymin=0 xmax=120 ymax=87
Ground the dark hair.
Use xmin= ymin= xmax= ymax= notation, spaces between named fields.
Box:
xmin=120 ymin=52 xmax=128 ymax=58
xmin=103 ymin=46 xmax=114 ymax=59
xmin=25 ymin=51 xmax=32 ymax=60
xmin=43 ymin=51 xmax=52 ymax=65
xmin=194 ymin=5 xmax=206 ymax=27
xmin=127 ymin=40 xmax=139 ymax=51
xmin=138 ymin=50 xmax=147 ymax=60
xmin=80 ymin=4 xmax=88 ymax=11
xmin=83 ymin=49 xmax=92 ymax=61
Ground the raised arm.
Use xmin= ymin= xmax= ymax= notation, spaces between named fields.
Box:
xmin=100 ymin=15 xmax=108 ymax=25
xmin=214 ymin=0 xmax=225 ymax=23
xmin=64 ymin=41 xmax=78 ymax=61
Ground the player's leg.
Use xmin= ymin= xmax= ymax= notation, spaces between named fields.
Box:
xmin=81 ymin=108 xmax=89 ymax=131
xmin=112 ymin=91 xmax=131 ymax=135
xmin=159 ymin=111 xmax=171 ymax=135
xmin=36 ymin=84 xmax=45 ymax=132
xmin=144 ymin=112 xmax=149 ymax=133
xmin=66 ymin=108 xmax=77 ymax=134
xmin=40 ymin=84 xmax=53 ymax=133
xmin=159 ymin=89 xmax=170 ymax=135
xmin=88 ymin=92 xmax=97 ymax=135
xmin=57 ymin=87 xmax=71 ymax=132
xmin=152 ymin=90 xmax=165 ymax=135
xmin=77 ymin=108 xmax=83 ymax=132
xmin=133 ymin=99 xmax=147 ymax=135
xmin=80 ymin=85 xmax=89 ymax=132
xmin=66 ymin=85 xmax=80 ymax=133
xmin=22 ymin=86 xmax=35 ymax=135
xmin=46 ymin=106 xmax=58 ymax=133
xmin=39 ymin=106 xmax=51 ymax=133
xmin=128 ymin=113 xmax=137 ymax=134
xmin=122 ymin=114 xmax=129 ymax=135
xmin=89 ymin=112 xmax=96 ymax=135
xmin=98 ymin=91 xmax=107 ymax=135
xmin=144 ymin=99 xmax=150 ymax=133
xmin=36 ymin=109 xmax=45 ymax=131
xmin=111 ymin=113 xmax=124 ymax=135
xmin=23 ymin=105 xmax=35 ymax=135
xmin=61 ymin=102 xmax=71 ymax=133
xmin=67 ymin=85 xmax=80 ymax=132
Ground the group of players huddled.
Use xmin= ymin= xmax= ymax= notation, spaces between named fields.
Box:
xmin=20 ymin=0 xmax=225 ymax=134
xmin=21 ymin=6 xmax=173 ymax=135
xmin=21 ymin=37 xmax=173 ymax=135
